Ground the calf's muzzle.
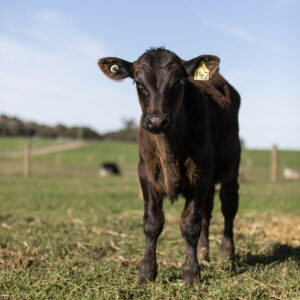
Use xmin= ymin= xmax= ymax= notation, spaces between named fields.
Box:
xmin=143 ymin=113 xmax=170 ymax=134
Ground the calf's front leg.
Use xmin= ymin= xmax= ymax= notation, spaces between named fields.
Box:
xmin=138 ymin=176 xmax=164 ymax=284
xmin=180 ymin=195 xmax=202 ymax=284
xmin=198 ymin=185 xmax=215 ymax=261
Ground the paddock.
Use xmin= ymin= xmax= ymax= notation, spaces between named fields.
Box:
xmin=0 ymin=139 xmax=299 ymax=299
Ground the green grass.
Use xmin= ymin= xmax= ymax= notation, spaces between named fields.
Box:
xmin=0 ymin=137 xmax=65 ymax=153
xmin=0 ymin=139 xmax=299 ymax=299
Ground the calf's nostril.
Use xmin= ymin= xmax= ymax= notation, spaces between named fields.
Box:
xmin=161 ymin=118 xmax=168 ymax=127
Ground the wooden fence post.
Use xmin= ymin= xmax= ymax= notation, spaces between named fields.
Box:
xmin=24 ymin=141 xmax=31 ymax=177
xmin=238 ymin=165 xmax=245 ymax=183
xmin=271 ymin=144 xmax=278 ymax=183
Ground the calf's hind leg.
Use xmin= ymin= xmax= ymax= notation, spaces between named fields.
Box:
xmin=138 ymin=175 xmax=164 ymax=284
xmin=198 ymin=185 xmax=215 ymax=261
xmin=219 ymin=178 xmax=239 ymax=259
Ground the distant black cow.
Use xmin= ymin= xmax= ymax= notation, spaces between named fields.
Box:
xmin=99 ymin=162 xmax=121 ymax=177
xmin=98 ymin=48 xmax=241 ymax=284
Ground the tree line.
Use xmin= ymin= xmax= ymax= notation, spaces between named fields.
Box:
xmin=0 ymin=114 xmax=138 ymax=141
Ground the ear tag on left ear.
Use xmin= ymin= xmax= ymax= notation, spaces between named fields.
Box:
xmin=110 ymin=64 xmax=120 ymax=74
xmin=194 ymin=61 xmax=209 ymax=81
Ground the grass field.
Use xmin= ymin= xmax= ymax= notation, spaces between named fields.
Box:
xmin=0 ymin=138 xmax=299 ymax=299
xmin=0 ymin=137 xmax=65 ymax=153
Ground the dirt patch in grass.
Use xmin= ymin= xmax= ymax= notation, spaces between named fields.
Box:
xmin=0 ymin=248 xmax=42 ymax=270
xmin=235 ymin=213 xmax=300 ymax=247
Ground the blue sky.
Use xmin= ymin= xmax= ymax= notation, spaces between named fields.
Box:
xmin=0 ymin=0 xmax=299 ymax=149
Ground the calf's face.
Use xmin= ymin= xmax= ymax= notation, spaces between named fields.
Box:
xmin=134 ymin=57 xmax=187 ymax=134
xmin=98 ymin=49 xmax=220 ymax=134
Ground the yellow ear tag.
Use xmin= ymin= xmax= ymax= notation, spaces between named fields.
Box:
xmin=194 ymin=61 xmax=210 ymax=81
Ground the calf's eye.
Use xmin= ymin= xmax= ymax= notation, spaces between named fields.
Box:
xmin=172 ymin=76 xmax=185 ymax=88
xmin=136 ymin=82 xmax=149 ymax=96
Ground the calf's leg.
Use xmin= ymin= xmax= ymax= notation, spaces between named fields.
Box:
xmin=180 ymin=196 xmax=202 ymax=283
xmin=219 ymin=178 xmax=239 ymax=259
xmin=138 ymin=176 xmax=164 ymax=284
xmin=198 ymin=185 xmax=215 ymax=261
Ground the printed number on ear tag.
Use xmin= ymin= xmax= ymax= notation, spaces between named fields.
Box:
xmin=194 ymin=61 xmax=209 ymax=81
xmin=110 ymin=64 xmax=120 ymax=73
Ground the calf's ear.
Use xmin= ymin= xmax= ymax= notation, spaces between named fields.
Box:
xmin=183 ymin=55 xmax=220 ymax=81
xmin=98 ymin=57 xmax=133 ymax=80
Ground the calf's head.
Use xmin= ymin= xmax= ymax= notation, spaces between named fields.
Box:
xmin=98 ymin=48 xmax=220 ymax=134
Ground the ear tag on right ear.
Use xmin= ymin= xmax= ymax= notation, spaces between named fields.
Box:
xmin=110 ymin=64 xmax=120 ymax=74
xmin=194 ymin=61 xmax=209 ymax=81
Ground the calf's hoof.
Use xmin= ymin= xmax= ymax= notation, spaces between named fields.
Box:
xmin=220 ymin=237 xmax=234 ymax=260
xmin=138 ymin=259 xmax=157 ymax=284
xmin=182 ymin=263 xmax=200 ymax=284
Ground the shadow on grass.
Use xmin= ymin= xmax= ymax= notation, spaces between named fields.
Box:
xmin=212 ymin=243 xmax=300 ymax=276
xmin=237 ymin=243 xmax=300 ymax=268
